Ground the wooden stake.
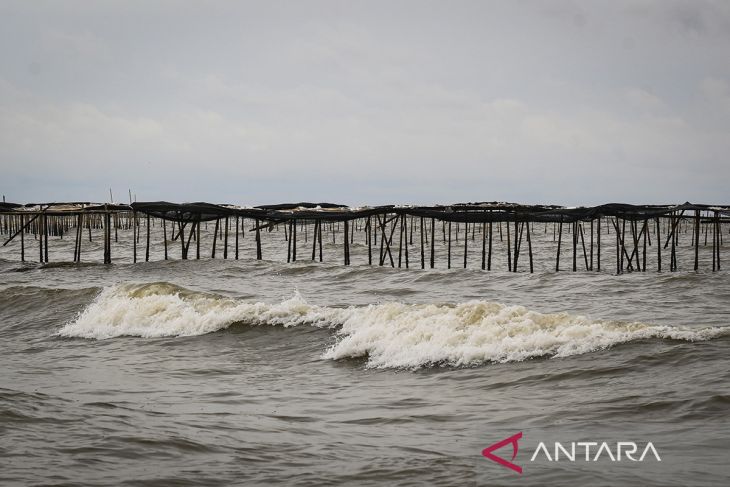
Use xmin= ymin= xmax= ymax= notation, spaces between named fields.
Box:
xmin=463 ymin=219 xmax=468 ymax=268
xmin=481 ymin=221 xmax=486 ymax=270
xmin=317 ymin=219 xmax=323 ymax=262
xmin=506 ymin=219 xmax=511 ymax=271
xmin=44 ymin=212 xmax=49 ymax=263
xmin=447 ymin=221 xmax=452 ymax=269
xmin=20 ymin=214 xmax=25 ymax=262
xmin=527 ymin=221 xmax=533 ymax=273
xmin=420 ymin=216 xmax=425 ymax=269
xmin=597 ymin=217 xmax=601 ymax=271
xmin=656 ymin=218 xmax=661 ymax=272
xmin=132 ymin=211 xmax=137 ymax=263
xmin=145 ymin=214 xmax=150 ymax=262
xmin=344 ymin=219 xmax=350 ymax=265
xmin=430 ymin=218 xmax=435 ymax=269
xmin=589 ymin=220 xmax=593 ymax=270
xmin=311 ymin=220 xmax=318 ymax=261
xmin=367 ymin=216 xmax=372 ymax=265
xmin=223 ymin=216 xmax=229 ymax=259
xmin=694 ymin=210 xmax=700 ymax=271
xmin=255 ymin=219 xmax=262 ymax=260
xmin=163 ymin=219 xmax=168 ymax=260
xmin=556 ymin=221 xmax=563 ymax=271
xmin=212 ymin=218 xmax=219 ymax=258
xmin=196 ymin=218 xmax=201 ymax=260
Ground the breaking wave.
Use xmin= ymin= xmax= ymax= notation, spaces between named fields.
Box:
xmin=58 ymin=282 xmax=729 ymax=368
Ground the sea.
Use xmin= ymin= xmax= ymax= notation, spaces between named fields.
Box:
xmin=1 ymin=219 xmax=728 ymax=486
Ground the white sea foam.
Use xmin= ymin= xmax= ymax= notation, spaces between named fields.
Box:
xmin=58 ymin=283 xmax=337 ymax=339
xmin=59 ymin=283 xmax=728 ymax=368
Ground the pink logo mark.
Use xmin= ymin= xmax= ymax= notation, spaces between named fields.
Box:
xmin=482 ymin=432 xmax=523 ymax=474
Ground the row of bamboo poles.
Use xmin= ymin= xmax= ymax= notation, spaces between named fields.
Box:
xmin=1 ymin=208 xmax=726 ymax=273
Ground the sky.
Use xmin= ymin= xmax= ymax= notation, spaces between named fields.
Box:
xmin=1 ymin=0 xmax=729 ymax=206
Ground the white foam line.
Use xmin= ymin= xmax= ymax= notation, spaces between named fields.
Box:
xmin=58 ymin=282 xmax=729 ymax=369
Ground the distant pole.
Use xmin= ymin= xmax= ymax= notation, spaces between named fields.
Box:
xmin=132 ymin=211 xmax=137 ymax=263
xmin=368 ymin=216 xmax=373 ymax=265
xmin=430 ymin=218 xmax=435 ymax=268
xmin=255 ymin=219 xmax=262 ymax=260
xmin=556 ymin=221 xmax=562 ymax=271
xmin=311 ymin=220 xmax=318 ymax=261
xmin=212 ymin=219 xmax=219 ymax=258
xmin=590 ymin=220 xmax=593 ymax=270
xmin=292 ymin=219 xmax=297 ymax=261
xmin=481 ymin=221 xmax=486 ymax=270
xmin=694 ymin=210 xmax=700 ymax=271
xmin=223 ymin=216 xmax=229 ymax=259
xmin=506 ymin=218 xmax=511 ymax=271
xmin=527 ymin=221 xmax=533 ymax=273
xmin=196 ymin=219 xmax=201 ymax=259
xmin=235 ymin=216 xmax=239 ymax=260
xmin=597 ymin=217 xmax=601 ymax=271
xmin=163 ymin=219 xmax=168 ymax=260
xmin=488 ymin=219 xmax=493 ymax=270
xmin=421 ymin=216 xmax=425 ymax=269
xmin=318 ymin=220 xmax=323 ymax=262
xmin=463 ymin=220 xmax=468 ymax=269
xmin=145 ymin=214 xmax=150 ymax=262
xmin=447 ymin=221 xmax=451 ymax=269
xmin=20 ymin=214 xmax=25 ymax=262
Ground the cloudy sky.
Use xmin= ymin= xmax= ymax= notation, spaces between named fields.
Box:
xmin=1 ymin=1 xmax=728 ymax=206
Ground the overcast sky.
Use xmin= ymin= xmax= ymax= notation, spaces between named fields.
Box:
xmin=1 ymin=1 xmax=729 ymax=206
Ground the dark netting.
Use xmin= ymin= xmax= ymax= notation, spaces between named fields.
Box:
xmin=2 ymin=201 xmax=728 ymax=223
xmin=83 ymin=204 xmax=133 ymax=212
xmin=0 ymin=202 xmax=22 ymax=211
xmin=255 ymin=202 xmax=347 ymax=210
xmin=130 ymin=202 xmax=257 ymax=222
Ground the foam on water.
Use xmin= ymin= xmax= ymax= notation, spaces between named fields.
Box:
xmin=58 ymin=282 xmax=336 ymax=339
xmin=58 ymin=282 xmax=728 ymax=368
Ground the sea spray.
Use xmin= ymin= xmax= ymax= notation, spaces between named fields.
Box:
xmin=58 ymin=282 xmax=338 ymax=339
xmin=58 ymin=282 xmax=728 ymax=368
xmin=321 ymin=301 xmax=725 ymax=368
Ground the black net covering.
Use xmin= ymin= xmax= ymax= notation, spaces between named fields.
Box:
xmin=130 ymin=202 xmax=244 ymax=222
xmin=1 ymin=201 xmax=728 ymax=222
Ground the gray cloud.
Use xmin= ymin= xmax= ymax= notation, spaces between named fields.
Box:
xmin=1 ymin=0 xmax=729 ymax=205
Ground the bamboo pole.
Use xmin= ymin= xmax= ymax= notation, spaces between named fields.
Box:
xmin=527 ymin=221 xmax=533 ymax=273
xmin=145 ymin=214 xmax=150 ymax=262
xmin=481 ymin=221 xmax=486 ymax=270
xmin=235 ymin=216 xmax=239 ymax=260
xmin=420 ymin=216 xmax=425 ymax=269
xmin=556 ymin=221 xmax=563 ymax=271
xmin=447 ymin=221 xmax=452 ymax=269
xmin=212 ymin=218 xmax=219 ymax=258
xmin=132 ymin=211 xmax=137 ymax=263
xmin=430 ymin=218 xmax=435 ymax=269
xmin=163 ymin=219 xmax=168 ymax=260
xmin=223 ymin=216 xmax=229 ymax=259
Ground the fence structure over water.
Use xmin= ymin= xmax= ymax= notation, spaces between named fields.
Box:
xmin=1 ymin=201 xmax=727 ymax=273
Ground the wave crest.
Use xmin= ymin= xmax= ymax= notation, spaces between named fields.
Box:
xmin=58 ymin=282 xmax=335 ymax=340
xmin=58 ymin=282 xmax=728 ymax=368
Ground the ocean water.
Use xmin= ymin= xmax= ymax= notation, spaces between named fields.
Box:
xmin=1 ymin=220 xmax=728 ymax=486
